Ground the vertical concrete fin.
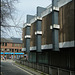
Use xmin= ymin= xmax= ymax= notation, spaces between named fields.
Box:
xmin=26 ymin=15 xmax=35 ymax=23
xmin=36 ymin=7 xmax=44 ymax=52
xmin=25 ymin=15 xmax=34 ymax=53
xmin=52 ymin=0 xmax=59 ymax=51
xmin=37 ymin=6 xmax=46 ymax=17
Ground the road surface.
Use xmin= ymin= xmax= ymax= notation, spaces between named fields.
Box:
xmin=1 ymin=60 xmax=33 ymax=75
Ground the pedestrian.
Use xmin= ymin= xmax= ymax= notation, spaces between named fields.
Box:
xmin=3 ymin=57 xmax=5 ymax=60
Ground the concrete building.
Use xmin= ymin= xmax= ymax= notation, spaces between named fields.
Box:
xmin=22 ymin=0 xmax=74 ymax=74
xmin=0 ymin=38 xmax=24 ymax=60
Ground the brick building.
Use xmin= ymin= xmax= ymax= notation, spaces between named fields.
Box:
xmin=0 ymin=38 xmax=24 ymax=60
xmin=22 ymin=0 xmax=74 ymax=74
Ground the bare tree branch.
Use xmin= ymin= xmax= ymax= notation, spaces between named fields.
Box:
xmin=1 ymin=0 xmax=23 ymax=38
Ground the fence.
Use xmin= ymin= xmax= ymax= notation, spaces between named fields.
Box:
xmin=16 ymin=59 xmax=75 ymax=75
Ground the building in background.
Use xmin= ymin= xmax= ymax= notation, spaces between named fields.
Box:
xmin=0 ymin=38 xmax=24 ymax=60
xmin=22 ymin=0 xmax=74 ymax=74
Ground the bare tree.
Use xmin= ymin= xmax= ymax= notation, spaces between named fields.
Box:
xmin=0 ymin=0 xmax=23 ymax=38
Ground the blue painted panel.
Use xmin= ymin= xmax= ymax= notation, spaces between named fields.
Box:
xmin=15 ymin=53 xmax=24 ymax=54
xmin=4 ymin=52 xmax=14 ymax=54
xmin=0 ymin=52 xmax=4 ymax=54
xmin=5 ymin=52 xmax=11 ymax=54
xmin=0 ymin=52 xmax=24 ymax=55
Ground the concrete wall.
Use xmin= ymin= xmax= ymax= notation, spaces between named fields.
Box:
xmin=23 ymin=0 xmax=74 ymax=48
xmin=22 ymin=1 xmax=74 ymax=74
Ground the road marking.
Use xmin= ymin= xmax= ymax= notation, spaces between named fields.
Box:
xmin=12 ymin=64 xmax=33 ymax=75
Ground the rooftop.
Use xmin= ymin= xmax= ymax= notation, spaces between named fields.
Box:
xmin=1 ymin=38 xmax=22 ymax=44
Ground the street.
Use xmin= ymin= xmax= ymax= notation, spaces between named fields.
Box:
xmin=1 ymin=60 xmax=33 ymax=75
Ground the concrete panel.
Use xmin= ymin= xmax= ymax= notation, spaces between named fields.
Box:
xmin=26 ymin=39 xmax=30 ymax=52
xmin=58 ymin=0 xmax=72 ymax=7
xmin=44 ymin=65 xmax=49 ymax=74
xmin=26 ymin=15 xmax=35 ymax=23
xmin=26 ymin=27 xmax=31 ymax=35
xmin=36 ymin=35 xmax=41 ymax=52
xmin=59 ymin=70 xmax=69 ymax=75
xmin=36 ymin=20 xmax=42 ymax=31
xmin=37 ymin=7 xmax=46 ymax=17
xmin=49 ymin=67 xmax=58 ymax=75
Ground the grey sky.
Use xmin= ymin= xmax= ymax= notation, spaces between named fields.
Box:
xmin=4 ymin=0 xmax=52 ymax=38
xmin=15 ymin=0 xmax=52 ymax=22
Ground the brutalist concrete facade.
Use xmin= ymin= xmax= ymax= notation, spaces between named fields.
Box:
xmin=22 ymin=0 xmax=74 ymax=74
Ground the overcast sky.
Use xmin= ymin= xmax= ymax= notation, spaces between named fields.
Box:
xmin=15 ymin=0 xmax=52 ymax=22
xmin=4 ymin=0 xmax=52 ymax=38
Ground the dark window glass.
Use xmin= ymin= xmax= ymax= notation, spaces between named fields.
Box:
xmin=17 ymin=49 xmax=18 ymax=52
xmin=5 ymin=43 xmax=7 ymax=46
xmin=12 ymin=49 xmax=14 ymax=52
xmin=2 ymin=43 xmax=4 ymax=46
xmin=15 ymin=49 xmax=17 ymax=52
xmin=5 ymin=49 xmax=7 ymax=51
xmin=10 ymin=49 xmax=11 ymax=51
xmin=20 ymin=49 xmax=21 ymax=52
xmin=12 ymin=44 xmax=14 ymax=47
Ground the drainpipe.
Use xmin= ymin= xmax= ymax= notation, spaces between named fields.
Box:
xmin=52 ymin=0 xmax=60 ymax=51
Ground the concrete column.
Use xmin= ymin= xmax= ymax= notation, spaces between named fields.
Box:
xmin=25 ymin=15 xmax=35 ymax=61
xmin=36 ymin=7 xmax=46 ymax=52
xmin=26 ymin=26 xmax=31 ymax=53
xmin=25 ymin=15 xmax=35 ymax=53
xmin=36 ymin=20 xmax=42 ymax=52
xmin=52 ymin=0 xmax=60 ymax=51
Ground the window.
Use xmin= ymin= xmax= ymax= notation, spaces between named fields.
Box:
xmin=15 ymin=49 xmax=16 ymax=52
xmin=12 ymin=44 xmax=14 ymax=47
xmin=10 ymin=49 xmax=11 ymax=52
xmin=2 ymin=48 xmax=4 ymax=51
xmin=18 ymin=44 xmax=19 ymax=47
xmin=15 ymin=44 xmax=17 ymax=47
xmin=2 ymin=43 xmax=4 ymax=46
xmin=7 ymin=49 xmax=9 ymax=51
xmin=12 ymin=49 xmax=14 ymax=52
xmin=20 ymin=49 xmax=21 ymax=52
xmin=5 ymin=49 xmax=7 ymax=51
xmin=17 ymin=49 xmax=18 ymax=52
xmin=20 ymin=44 xmax=22 ymax=47
xmin=5 ymin=43 xmax=7 ymax=46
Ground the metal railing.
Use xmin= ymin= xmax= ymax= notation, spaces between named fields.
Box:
xmin=16 ymin=59 xmax=75 ymax=75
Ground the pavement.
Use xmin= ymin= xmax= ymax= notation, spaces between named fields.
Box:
xmin=14 ymin=61 xmax=49 ymax=75
xmin=1 ymin=59 xmax=49 ymax=75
